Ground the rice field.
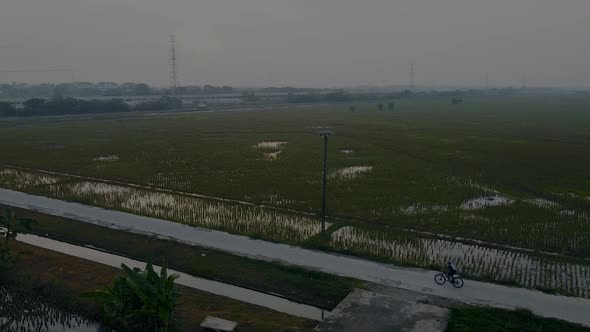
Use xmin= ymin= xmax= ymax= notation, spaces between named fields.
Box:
xmin=146 ymin=172 xmax=193 ymax=191
xmin=255 ymin=141 xmax=288 ymax=161
xmin=0 ymin=168 xmax=62 ymax=190
xmin=330 ymin=166 xmax=374 ymax=180
xmin=1 ymin=95 xmax=590 ymax=296
xmin=92 ymin=155 xmax=119 ymax=162
xmin=330 ymin=226 xmax=590 ymax=298
xmin=0 ymin=168 xmax=323 ymax=242
xmin=264 ymin=151 xmax=281 ymax=161
xmin=460 ymin=195 xmax=513 ymax=210
xmin=388 ymin=197 xmax=590 ymax=258
xmin=255 ymin=141 xmax=288 ymax=150
xmin=2 ymin=166 xmax=589 ymax=298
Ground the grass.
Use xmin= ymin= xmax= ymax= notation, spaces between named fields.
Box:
xmin=10 ymin=206 xmax=358 ymax=310
xmin=447 ymin=307 xmax=590 ymax=332
xmin=5 ymin=241 xmax=315 ymax=331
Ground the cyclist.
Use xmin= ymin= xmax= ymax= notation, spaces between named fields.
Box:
xmin=446 ymin=261 xmax=458 ymax=280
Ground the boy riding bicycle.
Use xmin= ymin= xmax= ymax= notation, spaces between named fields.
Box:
xmin=447 ymin=261 xmax=458 ymax=280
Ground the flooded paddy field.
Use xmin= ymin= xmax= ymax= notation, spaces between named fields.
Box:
xmin=1 ymin=96 xmax=590 ymax=295
xmin=330 ymin=226 xmax=590 ymax=298
xmin=0 ymin=168 xmax=323 ymax=242
xmin=2 ymin=166 xmax=590 ymax=298
xmin=0 ymin=286 xmax=104 ymax=332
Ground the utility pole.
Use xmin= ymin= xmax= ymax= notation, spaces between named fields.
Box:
xmin=485 ymin=72 xmax=489 ymax=90
xmin=320 ymin=131 xmax=332 ymax=232
xmin=169 ymin=35 xmax=179 ymax=96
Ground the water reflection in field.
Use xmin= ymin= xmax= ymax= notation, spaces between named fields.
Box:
xmin=0 ymin=287 xmax=106 ymax=332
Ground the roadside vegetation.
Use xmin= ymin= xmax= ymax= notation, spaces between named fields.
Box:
xmin=0 ymin=207 xmax=315 ymax=331
xmin=0 ymin=207 xmax=35 ymax=267
xmin=10 ymin=206 xmax=358 ymax=309
xmin=83 ymin=262 xmax=180 ymax=332
xmin=3 ymin=241 xmax=314 ymax=331
xmin=0 ymin=208 xmax=104 ymax=331
xmin=447 ymin=307 xmax=590 ymax=332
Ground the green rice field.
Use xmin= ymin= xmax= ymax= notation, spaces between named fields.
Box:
xmin=1 ymin=95 xmax=590 ymax=296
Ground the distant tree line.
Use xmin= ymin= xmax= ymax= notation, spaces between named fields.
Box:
xmin=202 ymin=85 xmax=234 ymax=94
xmin=286 ymin=91 xmax=382 ymax=103
xmin=0 ymin=98 xmax=129 ymax=117
xmin=134 ymin=96 xmax=183 ymax=111
xmin=0 ymin=102 xmax=15 ymax=117
xmin=259 ymin=87 xmax=318 ymax=93
xmin=0 ymin=82 xmax=238 ymax=99
xmin=0 ymin=87 xmax=533 ymax=118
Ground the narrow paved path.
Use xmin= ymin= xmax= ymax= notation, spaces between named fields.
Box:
xmin=1 ymin=188 xmax=589 ymax=327
xmin=16 ymin=233 xmax=325 ymax=320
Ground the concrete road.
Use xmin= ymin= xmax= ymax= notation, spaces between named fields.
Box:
xmin=317 ymin=288 xmax=449 ymax=332
xmin=1 ymin=188 xmax=589 ymax=327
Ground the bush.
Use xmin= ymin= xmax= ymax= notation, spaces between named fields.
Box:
xmin=83 ymin=262 xmax=179 ymax=332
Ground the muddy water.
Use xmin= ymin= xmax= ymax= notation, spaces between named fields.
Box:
xmin=16 ymin=234 xmax=327 ymax=321
xmin=331 ymin=166 xmax=373 ymax=180
xmin=255 ymin=141 xmax=288 ymax=149
xmin=92 ymin=155 xmax=119 ymax=162
xmin=460 ymin=195 xmax=513 ymax=210
xmin=0 ymin=287 xmax=103 ymax=332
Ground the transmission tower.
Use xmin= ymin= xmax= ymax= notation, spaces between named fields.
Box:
xmin=169 ymin=35 xmax=179 ymax=95
xmin=410 ymin=63 xmax=415 ymax=90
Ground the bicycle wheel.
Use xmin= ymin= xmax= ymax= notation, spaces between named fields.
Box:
xmin=451 ymin=277 xmax=464 ymax=288
xmin=434 ymin=273 xmax=446 ymax=285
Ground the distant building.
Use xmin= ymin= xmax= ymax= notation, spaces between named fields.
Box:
xmin=75 ymin=82 xmax=95 ymax=89
xmin=121 ymin=82 xmax=137 ymax=92
xmin=97 ymin=82 xmax=119 ymax=91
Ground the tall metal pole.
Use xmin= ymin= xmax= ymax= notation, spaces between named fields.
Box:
xmin=321 ymin=133 xmax=328 ymax=232
xmin=170 ymin=35 xmax=179 ymax=96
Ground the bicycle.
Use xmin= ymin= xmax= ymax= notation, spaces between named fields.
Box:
xmin=434 ymin=272 xmax=464 ymax=288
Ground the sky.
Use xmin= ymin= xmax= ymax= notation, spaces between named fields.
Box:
xmin=1 ymin=0 xmax=589 ymax=87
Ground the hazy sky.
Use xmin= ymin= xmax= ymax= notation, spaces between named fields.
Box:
xmin=1 ymin=0 xmax=589 ymax=87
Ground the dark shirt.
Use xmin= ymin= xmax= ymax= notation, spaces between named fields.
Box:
xmin=448 ymin=263 xmax=457 ymax=275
